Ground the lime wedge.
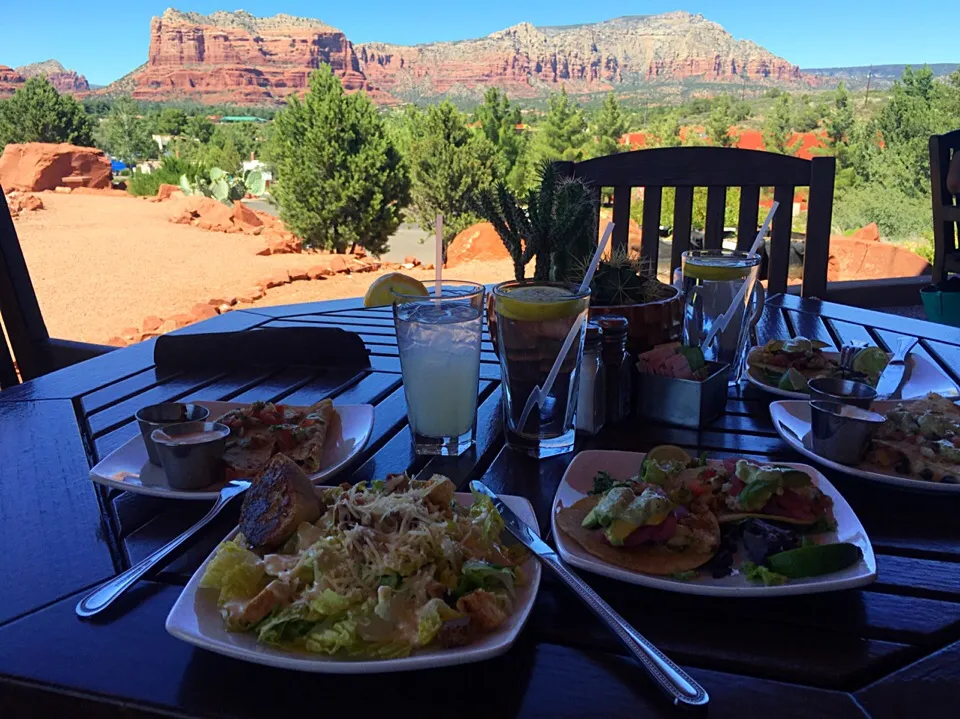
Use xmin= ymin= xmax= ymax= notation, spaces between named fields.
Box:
xmin=767 ymin=543 xmax=862 ymax=578
xmin=363 ymin=273 xmax=428 ymax=307
xmin=852 ymin=347 xmax=890 ymax=383
xmin=495 ymin=285 xmax=588 ymax=321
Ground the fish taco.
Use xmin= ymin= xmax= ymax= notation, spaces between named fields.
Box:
xmin=555 ymin=482 xmax=720 ymax=575
xmin=718 ymin=460 xmax=834 ymax=527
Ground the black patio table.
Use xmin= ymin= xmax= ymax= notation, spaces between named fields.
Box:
xmin=2 ymin=293 xmax=959 ymax=719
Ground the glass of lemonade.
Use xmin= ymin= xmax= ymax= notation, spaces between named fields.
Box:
xmin=393 ymin=280 xmax=485 ymax=456
xmin=493 ymin=281 xmax=591 ymax=458
xmin=681 ymin=249 xmax=762 ymax=384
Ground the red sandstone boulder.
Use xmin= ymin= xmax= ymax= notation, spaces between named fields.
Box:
xmin=156 ymin=183 xmax=180 ymax=201
xmin=445 ymin=222 xmax=510 ymax=267
xmin=0 ymin=143 xmax=111 ymax=191
xmin=142 ymin=315 xmax=163 ymax=333
xmin=261 ymin=271 xmax=290 ymax=289
xmin=232 ymin=201 xmax=263 ymax=230
xmin=851 ymin=223 xmax=880 ymax=242
xmin=403 ymin=255 xmax=423 ymax=267
xmin=827 ymin=236 xmax=930 ymax=282
xmin=307 ymin=264 xmax=334 ymax=279
xmin=190 ymin=303 xmax=218 ymax=321
xmin=327 ymin=256 xmax=350 ymax=273
xmin=289 ymin=269 xmax=310 ymax=281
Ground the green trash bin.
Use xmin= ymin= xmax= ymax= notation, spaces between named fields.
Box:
xmin=921 ymin=283 xmax=960 ymax=326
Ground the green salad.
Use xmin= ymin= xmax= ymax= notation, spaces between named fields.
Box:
xmin=200 ymin=475 xmax=527 ymax=658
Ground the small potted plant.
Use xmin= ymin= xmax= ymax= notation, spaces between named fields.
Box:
xmin=474 ymin=162 xmax=682 ymax=354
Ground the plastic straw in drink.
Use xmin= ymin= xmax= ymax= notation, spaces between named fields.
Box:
xmin=435 ymin=214 xmax=443 ymax=298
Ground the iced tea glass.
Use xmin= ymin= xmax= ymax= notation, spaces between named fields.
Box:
xmin=493 ymin=281 xmax=591 ymax=458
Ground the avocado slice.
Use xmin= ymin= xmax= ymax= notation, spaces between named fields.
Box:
xmin=581 ymin=506 xmax=602 ymax=529
xmin=603 ymin=518 xmax=639 ymax=546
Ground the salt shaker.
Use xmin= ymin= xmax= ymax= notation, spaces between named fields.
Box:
xmin=576 ymin=322 xmax=605 ymax=435
xmin=597 ymin=316 xmax=631 ymax=423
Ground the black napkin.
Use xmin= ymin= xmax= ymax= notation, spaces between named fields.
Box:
xmin=154 ymin=327 xmax=371 ymax=370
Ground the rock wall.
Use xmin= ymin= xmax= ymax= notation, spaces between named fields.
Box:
xmin=102 ymin=9 xmax=815 ymax=105
xmin=125 ymin=9 xmax=374 ymax=105
xmin=0 ymin=143 xmax=112 ymax=192
xmin=16 ymin=60 xmax=90 ymax=94
xmin=357 ymin=12 xmax=812 ymax=100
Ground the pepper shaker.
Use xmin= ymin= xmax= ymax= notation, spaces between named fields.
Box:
xmin=597 ymin=316 xmax=631 ymax=423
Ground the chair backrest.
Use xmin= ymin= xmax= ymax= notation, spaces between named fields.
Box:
xmin=557 ymin=147 xmax=836 ymax=297
xmin=0 ymin=316 xmax=19 ymax=389
xmin=0 ymin=189 xmax=52 ymax=382
xmin=929 ymin=129 xmax=960 ymax=284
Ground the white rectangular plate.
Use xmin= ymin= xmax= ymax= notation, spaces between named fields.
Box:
xmin=771 ymin=400 xmax=960 ymax=494
xmin=166 ymin=493 xmax=542 ymax=673
xmin=89 ymin=401 xmax=374 ymax=500
xmin=551 ymin=449 xmax=877 ymax=597
xmin=746 ymin=350 xmax=957 ymax=400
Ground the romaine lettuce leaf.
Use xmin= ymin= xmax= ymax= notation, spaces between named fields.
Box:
xmin=416 ymin=597 xmax=461 ymax=646
xmin=469 ymin=490 xmax=504 ymax=544
xmin=256 ymin=605 xmax=314 ymax=646
xmin=454 ymin=560 xmax=515 ymax=598
xmin=309 ymin=588 xmax=349 ymax=619
xmin=199 ymin=539 xmax=266 ymax=605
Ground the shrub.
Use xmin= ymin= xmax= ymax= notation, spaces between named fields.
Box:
xmin=126 ymin=156 xmax=207 ymax=197
xmin=832 ymin=186 xmax=932 ymax=242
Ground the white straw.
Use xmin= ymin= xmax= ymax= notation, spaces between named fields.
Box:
xmin=516 ymin=222 xmax=614 ymax=430
xmin=701 ymin=201 xmax=779 ymax=350
xmin=434 ymin=214 xmax=443 ymax=298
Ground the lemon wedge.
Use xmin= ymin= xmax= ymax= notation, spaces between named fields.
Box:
xmin=363 ymin=273 xmax=429 ymax=307
xmin=495 ymin=285 xmax=588 ymax=321
xmin=644 ymin=445 xmax=693 ymax=465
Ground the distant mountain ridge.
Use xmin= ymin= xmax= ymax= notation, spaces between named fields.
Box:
xmin=801 ymin=63 xmax=959 ymax=89
xmin=97 ymin=8 xmax=817 ymax=106
xmin=0 ymin=59 xmax=89 ymax=98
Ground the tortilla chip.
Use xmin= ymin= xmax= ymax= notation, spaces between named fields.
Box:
xmin=224 ymin=437 xmax=275 ymax=476
xmin=555 ymin=497 xmax=719 ymax=576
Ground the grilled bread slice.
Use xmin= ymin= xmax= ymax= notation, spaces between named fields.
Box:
xmin=239 ymin=453 xmax=322 ymax=551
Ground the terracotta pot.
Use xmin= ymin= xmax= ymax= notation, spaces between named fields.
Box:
xmin=588 ymin=284 xmax=683 ymax=355
xmin=486 ymin=284 xmax=683 ymax=357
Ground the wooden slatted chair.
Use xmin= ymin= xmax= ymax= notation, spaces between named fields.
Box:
xmin=0 ymin=189 xmax=114 ymax=385
xmin=929 ymin=129 xmax=960 ymax=284
xmin=556 ymin=147 xmax=836 ymax=297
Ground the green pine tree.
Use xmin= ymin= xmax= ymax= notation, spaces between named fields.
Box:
xmin=591 ymin=91 xmax=628 ymax=157
xmin=269 ymin=67 xmax=410 ymax=255
xmin=95 ymin=96 xmax=157 ymax=164
xmin=706 ymin=94 xmax=735 ymax=147
xmin=531 ymin=87 xmax=589 ymax=163
xmin=0 ymin=76 xmax=94 ymax=147
xmin=651 ymin=112 xmax=682 ymax=148
xmin=408 ymin=100 xmax=499 ymax=246
xmin=154 ymin=107 xmax=188 ymax=136
xmin=763 ymin=93 xmax=794 ymax=154
xmin=183 ymin=114 xmax=215 ymax=143
xmin=475 ymin=88 xmax=523 ymax=175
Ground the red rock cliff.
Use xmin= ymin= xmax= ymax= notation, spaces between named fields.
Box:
xmin=17 ymin=60 xmax=90 ymax=94
xmin=357 ymin=13 xmax=811 ymax=100
xmin=125 ymin=9 xmax=377 ymax=104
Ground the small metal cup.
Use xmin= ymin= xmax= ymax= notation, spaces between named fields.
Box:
xmin=810 ymin=400 xmax=886 ymax=466
xmin=150 ymin=421 xmax=230 ymax=490
xmin=136 ymin=403 xmax=210 ymax=465
xmin=808 ymin=377 xmax=877 ymax=409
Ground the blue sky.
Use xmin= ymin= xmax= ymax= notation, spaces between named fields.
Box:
xmin=2 ymin=2 xmax=953 ymax=86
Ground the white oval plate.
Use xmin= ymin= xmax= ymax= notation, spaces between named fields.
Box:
xmin=770 ymin=400 xmax=960 ymax=494
xmin=166 ymin=493 xmax=542 ymax=673
xmin=745 ymin=350 xmax=957 ymax=400
xmin=551 ymin=449 xmax=877 ymax=597
xmin=89 ymin=401 xmax=374 ymax=500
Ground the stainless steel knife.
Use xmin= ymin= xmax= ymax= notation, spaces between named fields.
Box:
xmin=875 ymin=337 xmax=918 ymax=399
xmin=470 ymin=481 xmax=709 ymax=709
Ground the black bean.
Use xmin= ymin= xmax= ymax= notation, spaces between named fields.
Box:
xmin=942 ymin=475 xmax=959 ymax=484
xmin=919 ymin=468 xmax=934 ymax=481
xmin=894 ymin=456 xmax=912 ymax=474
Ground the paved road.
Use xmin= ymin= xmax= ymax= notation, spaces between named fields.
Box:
xmin=244 ymin=199 xmax=434 ymax=264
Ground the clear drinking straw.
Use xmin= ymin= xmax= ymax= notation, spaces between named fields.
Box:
xmin=435 ymin=214 xmax=443 ymax=298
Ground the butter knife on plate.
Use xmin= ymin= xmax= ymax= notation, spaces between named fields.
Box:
xmin=874 ymin=337 xmax=918 ymax=400
xmin=470 ymin=481 xmax=709 ymax=709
